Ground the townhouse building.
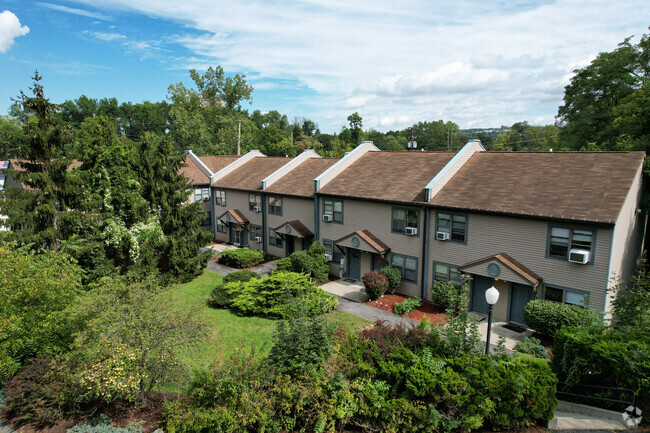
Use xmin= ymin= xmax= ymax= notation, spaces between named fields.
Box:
xmin=183 ymin=141 xmax=646 ymax=323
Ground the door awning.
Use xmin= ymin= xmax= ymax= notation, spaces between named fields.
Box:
xmin=274 ymin=220 xmax=314 ymax=239
xmin=217 ymin=209 xmax=249 ymax=225
xmin=458 ymin=253 xmax=542 ymax=288
xmin=335 ymin=230 xmax=390 ymax=255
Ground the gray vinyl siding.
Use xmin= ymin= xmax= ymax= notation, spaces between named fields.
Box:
xmin=319 ymin=198 xmax=424 ymax=297
xmin=265 ymin=196 xmax=314 ymax=258
xmin=607 ymin=163 xmax=645 ymax=315
xmin=427 ymin=209 xmax=612 ymax=317
xmin=211 ymin=189 xmax=265 ymax=248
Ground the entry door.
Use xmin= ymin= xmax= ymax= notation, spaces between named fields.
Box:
xmin=347 ymin=249 xmax=361 ymax=280
xmin=233 ymin=227 xmax=241 ymax=245
xmin=286 ymin=236 xmax=295 ymax=256
xmin=509 ymin=283 xmax=535 ymax=324
xmin=228 ymin=223 xmax=235 ymax=243
xmin=471 ymin=275 xmax=493 ymax=315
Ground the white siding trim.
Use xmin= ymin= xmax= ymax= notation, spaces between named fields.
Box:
xmin=425 ymin=139 xmax=485 ymax=201
xmin=314 ymin=141 xmax=379 ymax=192
xmin=185 ymin=150 xmax=214 ymax=178
xmin=262 ymin=149 xmax=320 ymax=189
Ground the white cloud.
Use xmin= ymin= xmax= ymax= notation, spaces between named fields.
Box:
xmin=67 ymin=0 xmax=649 ymax=130
xmin=38 ymin=3 xmax=111 ymax=20
xmin=0 ymin=10 xmax=29 ymax=53
xmin=85 ymin=31 xmax=126 ymax=41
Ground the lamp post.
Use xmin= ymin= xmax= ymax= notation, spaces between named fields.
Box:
xmin=485 ymin=286 xmax=499 ymax=355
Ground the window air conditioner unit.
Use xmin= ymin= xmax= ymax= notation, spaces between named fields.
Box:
xmin=322 ymin=214 xmax=333 ymax=222
xmin=202 ymin=197 xmax=210 ymax=202
xmin=436 ymin=231 xmax=450 ymax=241
xmin=253 ymin=206 xmax=261 ymax=212
xmin=254 ymin=236 xmax=262 ymax=243
xmin=405 ymin=227 xmax=418 ymax=236
xmin=324 ymin=253 xmax=333 ymax=261
xmin=568 ymin=249 xmax=590 ymax=264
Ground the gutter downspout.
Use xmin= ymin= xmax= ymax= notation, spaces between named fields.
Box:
xmin=262 ymin=193 xmax=268 ymax=253
xmin=211 ymin=188 xmax=217 ymax=241
xmin=421 ymin=207 xmax=430 ymax=300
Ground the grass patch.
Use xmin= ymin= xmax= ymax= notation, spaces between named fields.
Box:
xmin=164 ymin=270 xmax=371 ymax=372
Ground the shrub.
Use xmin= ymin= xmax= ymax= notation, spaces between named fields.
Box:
xmin=273 ymin=242 xmax=329 ymax=283
xmin=379 ymin=267 xmax=401 ymax=294
xmin=514 ymin=336 xmax=549 ymax=359
xmin=224 ymin=269 xmax=260 ymax=283
xmin=393 ymin=298 xmax=421 ymax=316
xmin=229 ymin=271 xmax=337 ymax=319
xmin=430 ymin=280 xmax=458 ymax=309
xmin=523 ymin=299 xmax=601 ymax=336
xmin=552 ymin=326 xmax=650 ymax=415
xmin=4 ymin=356 xmax=79 ymax=426
xmin=208 ymin=272 xmax=259 ymax=309
xmin=267 ymin=315 xmax=334 ymax=376
xmin=217 ymin=248 xmax=264 ymax=268
xmin=67 ymin=415 xmax=143 ymax=433
xmin=362 ymin=271 xmax=388 ymax=300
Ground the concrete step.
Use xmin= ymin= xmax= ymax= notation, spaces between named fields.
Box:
xmin=548 ymin=400 xmax=632 ymax=430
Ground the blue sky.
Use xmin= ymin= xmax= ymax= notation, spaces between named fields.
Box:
xmin=1 ymin=0 xmax=648 ymax=133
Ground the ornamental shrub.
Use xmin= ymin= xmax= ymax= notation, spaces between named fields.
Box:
xmin=393 ymin=298 xmax=421 ymax=316
xmin=379 ymin=267 xmax=402 ymax=294
xmin=514 ymin=336 xmax=549 ymax=359
xmin=208 ymin=271 xmax=260 ymax=309
xmin=267 ymin=315 xmax=334 ymax=376
xmin=431 ymin=280 xmax=458 ymax=309
xmin=552 ymin=326 xmax=650 ymax=415
xmin=362 ymin=271 xmax=388 ymax=300
xmin=273 ymin=242 xmax=329 ymax=283
xmin=217 ymin=248 xmax=264 ymax=268
xmin=523 ymin=299 xmax=601 ymax=336
xmin=229 ymin=271 xmax=337 ymax=319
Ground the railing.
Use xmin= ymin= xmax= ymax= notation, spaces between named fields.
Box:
xmin=557 ymin=382 xmax=637 ymax=414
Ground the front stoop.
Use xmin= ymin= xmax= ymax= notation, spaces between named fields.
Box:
xmin=547 ymin=401 xmax=631 ymax=430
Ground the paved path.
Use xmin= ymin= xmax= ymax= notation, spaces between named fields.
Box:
xmin=205 ymin=257 xmax=277 ymax=278
xmin=336 ymin=297 xmax=417 ymax=327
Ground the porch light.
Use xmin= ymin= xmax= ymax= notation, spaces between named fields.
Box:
xmin=485 ymin=286 xmax=499 ymax=355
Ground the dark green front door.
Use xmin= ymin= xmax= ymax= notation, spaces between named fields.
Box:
xmin=509 ymin=283 xmax=535 ymax=324
xmin=347 ymin=249 xmax=361 ymax=280
xmin=471 ymin=275 xmax=493 ymax=315
xmin=285 ymin=236 xmax=295 ymax=256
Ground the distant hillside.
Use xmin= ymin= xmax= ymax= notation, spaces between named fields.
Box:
xmin=460 ymin=126 xmax=510 ymax=140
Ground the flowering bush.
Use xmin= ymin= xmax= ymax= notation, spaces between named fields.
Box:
xmin=362 ymin=271 xmax=389 ymax=300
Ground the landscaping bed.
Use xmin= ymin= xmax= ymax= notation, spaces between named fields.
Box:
xmin=364 ymin=294 xmax=447 ymax=324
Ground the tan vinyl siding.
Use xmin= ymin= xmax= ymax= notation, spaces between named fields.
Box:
xmin=493 ymin=280 xmax=510 ymax=321
xmin=462 ymin=260 xmax=531 ymax=286
xmin=427 ymin=209 xmax=612 ymax=314
xmin=319 ymin=198 xmax=424 ymax=297
xmin=266 ymin=196 xmax=315 ymax=258
xmin=606 ymin=162 xmax=645 ymax=315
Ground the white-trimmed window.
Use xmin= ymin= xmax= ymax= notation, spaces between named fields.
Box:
xmin=194 ymin=187 xmax=209 ymax=202
xmin=215 ymin=189 xmax=226 ymax=206
xmin=323 ymin=239 xmax=342 ymax=263
xmin=433 ymin=263 xmax=462 ymax=285
xmin=323 ymin=199 xmax=343 ymax=223
xmin=436 ymin=212 xmax=467 ymax=242
xmin=392 ymin=254 xmax=418 ymax=284
xmin=544 ymin=286 xmax=586 ymax=307
xmin=201 ymin=210 xmax=211 ymax=227
xmin=269 ymin=228 xmax=283 ymax=247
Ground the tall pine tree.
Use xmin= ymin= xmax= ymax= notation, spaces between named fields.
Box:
xmin=2 ymin=72 xmax=90 ymax=251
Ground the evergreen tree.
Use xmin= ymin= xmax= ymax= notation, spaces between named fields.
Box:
xmin=2 ymin=72 xmax=89 ymax=252
xmin=136 ymin=132 xmax=212 ymax=282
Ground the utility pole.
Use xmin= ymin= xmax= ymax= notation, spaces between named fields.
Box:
xmin=237 ymin=119 xmax=241 ymax=156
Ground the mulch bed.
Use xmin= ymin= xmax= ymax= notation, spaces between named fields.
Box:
xmin=364 ymin=294 xmax=448 ymax=325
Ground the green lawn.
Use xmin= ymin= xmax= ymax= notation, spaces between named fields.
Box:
xmin=164 ymin=270 xmax=370 ymax=372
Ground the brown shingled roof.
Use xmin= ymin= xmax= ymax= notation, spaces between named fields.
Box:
xmin=198 ymin=155 xmax=240 ymax=173
xmin=274 ymin=220 xmax=314 ymax=238
xmin=180 ymin=156 xmax=210 ymax=185
xmin=217 ymin=209 xmax=249 ymax=224
xmin=335 ymin=230 xmax=391 ymax=255
xmin=319 ymin=152 xmax=455 ymax=203
xmin=430 ymin=152 xmax=645 ymax=225
xmin=265 ymin=158 xmax=339 ymax=197
xmin=458 ymin=253 xmax=542 ymax=287
xmin=212 ymin=157 xmax=291 ymax=191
